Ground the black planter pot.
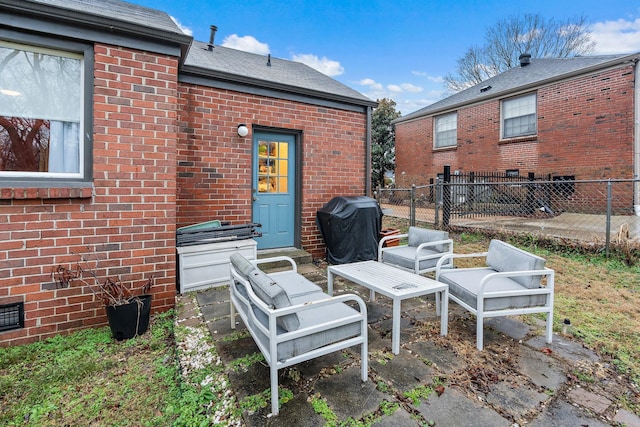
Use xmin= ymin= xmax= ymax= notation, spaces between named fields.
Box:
xmin=105 ymin=294 xmax=152 ymax=341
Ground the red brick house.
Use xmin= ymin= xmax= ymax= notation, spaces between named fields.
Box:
xmin=0 ymin=0 xmax=375 ymax=345
xmin=393 ymin=53 xmax=640 ymax=210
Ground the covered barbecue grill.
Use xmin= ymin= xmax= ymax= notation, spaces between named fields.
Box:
xmin=316 ymin=196 xmax=383 ymax=264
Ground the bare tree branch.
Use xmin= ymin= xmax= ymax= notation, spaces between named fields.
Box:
xmin=445 ymin=13 xmax=595 ymax=93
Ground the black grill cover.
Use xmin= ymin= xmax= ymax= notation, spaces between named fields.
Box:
xmin=316 ymin=196 xmax=383 ymax=264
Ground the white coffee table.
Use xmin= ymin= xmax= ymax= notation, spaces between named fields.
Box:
xmin=327 ymin=260 xmax=448 ymax=354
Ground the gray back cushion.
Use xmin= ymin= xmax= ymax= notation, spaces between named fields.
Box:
xmin=246 ymin=263 xmax=301 ymax=332
xmin=486 ymin=240 xmax=546 ymax=288
xmin=230 ymin=252 xmax=255 ymax=280
xmin=408 ymin=227 xmax=449 ymax=252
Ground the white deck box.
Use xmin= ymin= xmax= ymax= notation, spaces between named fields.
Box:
xmin=177 ymin=239 xmax=257 ymax=293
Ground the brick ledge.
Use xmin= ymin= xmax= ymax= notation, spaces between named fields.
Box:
xmin=1 ymin=186 xmax=93 ymax=200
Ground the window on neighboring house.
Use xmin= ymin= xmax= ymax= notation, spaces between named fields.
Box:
xmin=502 ymin=93 xmax=536 ymax=138
xmin=0 ymin=40 xmax=91 ymax=184
xmin=434 ymin=112 xmax=457 ymax=148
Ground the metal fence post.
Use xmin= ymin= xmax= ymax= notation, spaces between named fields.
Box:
xmin=442 ymin=166 xmax=451 ymax=227
xmin=605 ymin=179 xmax=612 ymax=257
xmin=526 ymin=172 xmax=536 ymax=214
xmin=434 ymin=179 xmax=440 ymax=228
xmin=410 ymin=184 xmax=416 ymax=226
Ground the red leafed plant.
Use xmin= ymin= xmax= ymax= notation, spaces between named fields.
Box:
xmin=52 ymin=248 xmax=154 ymax=306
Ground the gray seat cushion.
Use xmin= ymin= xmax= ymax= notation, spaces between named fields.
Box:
xmin=382 ymin=246 xmax=442 ymax=271
xmin=485 ymin=240 xmax=546 ymax=288
xmin=255 ymin=292 xmax=363 ymax=362
xmin=438 ymin=268 xmax=548 ymax=311
xmin=270 ymin=270 xmax=324 ymax=298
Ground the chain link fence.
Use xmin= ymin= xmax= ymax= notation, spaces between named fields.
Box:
xmin=376 ymin=178 xmax=640 ymax=263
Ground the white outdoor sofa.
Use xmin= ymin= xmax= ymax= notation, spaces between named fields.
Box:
xmin=435 ymin=239 xmax=554 ymax=350
xmin=228 ymin=253 xmax=368 ymax=415
xmin=379 ymin=226 xmax=454 ymax=274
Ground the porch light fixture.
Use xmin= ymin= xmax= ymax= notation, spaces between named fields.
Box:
xmin=237 ymin=124 xmax=249 ymax=137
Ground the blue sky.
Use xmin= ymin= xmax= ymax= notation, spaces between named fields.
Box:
xmin=130 ymin=0 xmax=640 ymax=116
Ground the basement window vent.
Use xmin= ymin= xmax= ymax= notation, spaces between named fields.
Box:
xmin=0 ymin=302 xmax=24 ymax=332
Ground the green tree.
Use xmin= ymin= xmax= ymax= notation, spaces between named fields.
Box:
xmin=371 ymin=98 xmax=400 ymax=190
xmin=445 ymin=13 xmax=595 ymax=92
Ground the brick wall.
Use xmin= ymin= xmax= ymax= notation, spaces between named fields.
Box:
xmin=0 ymin=44 xmax=178 ymax=346
xmin=176 ymin=84 xmax=368 ymax=259
xmin=395 ymin=65 xmax=636 ymax=186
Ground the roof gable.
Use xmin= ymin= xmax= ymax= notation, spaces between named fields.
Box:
xmin=397 ymin=53 xmax=639 ymax=123
xmin=182 ymin=41 xmax=376 ymax=107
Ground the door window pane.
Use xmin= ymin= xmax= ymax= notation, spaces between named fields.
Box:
xmin=258 ymin=140 xmax=288 ymax=193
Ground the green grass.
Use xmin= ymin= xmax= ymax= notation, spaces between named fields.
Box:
xmin=0 ymin=311 xmax=180 ymax=426
xmin=0 ymin=305 xmax=244 ymax=426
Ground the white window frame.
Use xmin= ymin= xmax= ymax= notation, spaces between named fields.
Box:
xmin=0 ymin=36 xmax=92 ymax=186
xmin=501 ymin=93 xmax=537 ymax=139
xmin=434 ymin=112 xmax=457 ymax=148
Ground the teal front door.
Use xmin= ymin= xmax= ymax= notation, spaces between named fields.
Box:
xmin=252 ymin=132 xmax=295 ymax=249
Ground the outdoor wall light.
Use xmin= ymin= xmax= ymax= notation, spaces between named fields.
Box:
xmin=237 ymin=124 xmax=249 ymax=137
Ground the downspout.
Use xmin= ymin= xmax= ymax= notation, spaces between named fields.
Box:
xmin=365 ymin=105 xmax=373 ymax=196
xmin=635 ymin=58 xmax=640 ymax=216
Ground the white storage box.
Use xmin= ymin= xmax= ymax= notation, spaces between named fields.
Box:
xmin=177 ymin=239 xmax=257 ymax=293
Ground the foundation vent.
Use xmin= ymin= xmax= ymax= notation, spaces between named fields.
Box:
xmin=0 ymin=302 xmax=24 ymax=332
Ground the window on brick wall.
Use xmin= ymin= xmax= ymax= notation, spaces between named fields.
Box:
xmin=0 ymin=39 xmax=92 ymax=185
xmin=501 ymin=93 xmax=537 ymax=139
xmin=434 ymin=112 xmax=457 ymax=148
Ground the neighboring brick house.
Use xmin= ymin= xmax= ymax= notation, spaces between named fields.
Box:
xmin=0 ymin=0 xmax=375 ymax=346
xmin=393 ymin=53 xmax=640 ymax=211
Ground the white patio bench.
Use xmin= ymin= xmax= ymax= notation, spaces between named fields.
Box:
xmin=435 ymin=239 xmax=554 ymax=350
xmin=228 ymin=253 xmax=368 ymax=415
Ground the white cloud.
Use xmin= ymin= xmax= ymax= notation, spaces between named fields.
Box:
xmin=222 ymin=34 xmax=270 ymax=55
xmin=291 ymin=53 xmax=344 ymax=76
xmin=355 ymin=78 xmax=431 ymax=111
xmin=359 ymin=78 xmax=383 ymax=90
xmin=400 ymin=83 xmax=423 ymax=93
xmin=170 ymin=16 xmax=192 ymax=36
xmin=588 ymin=18 xmax=640 ymax=54
xmin=412 ymin=71 xmax=444 ymax=84
xmin=386 ymin=83 xmax=423 ymax=93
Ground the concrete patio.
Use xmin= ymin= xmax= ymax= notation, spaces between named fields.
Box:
xmin=176 ymin=253 xmax=639 ymax=426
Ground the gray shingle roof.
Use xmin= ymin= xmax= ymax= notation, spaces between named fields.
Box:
xmin=396 ymin=53 xmax=640 ymax=123
xmin=4 ymin=0 xmax=191 ymax=44
xmin=183 ymin=41 xmax=376 ymax=107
